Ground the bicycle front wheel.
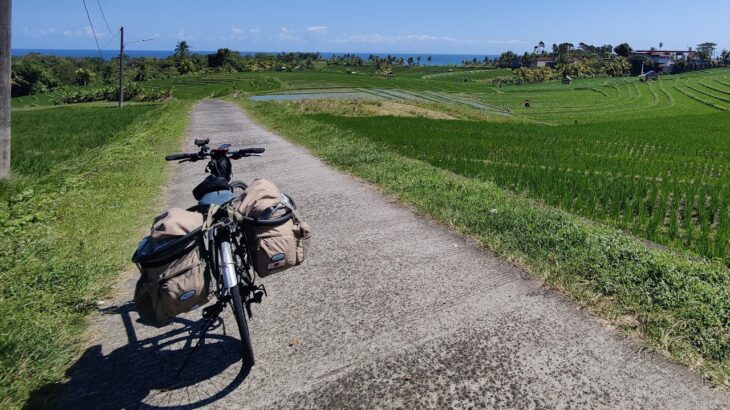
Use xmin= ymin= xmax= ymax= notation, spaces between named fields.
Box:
xmin=230 ymin=285 xmax=255 ymax=367
xmin=230 ymin=181 xmax=248 ymax=199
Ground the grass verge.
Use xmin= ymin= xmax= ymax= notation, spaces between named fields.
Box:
xmin=0 ymin=101 xmax=192 ymax=408
xmin=240 ymin=100 xmax=730 ymax=385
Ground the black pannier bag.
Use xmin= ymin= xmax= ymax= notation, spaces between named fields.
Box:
xmin=132 ymin=208 xmax=210 ymax=327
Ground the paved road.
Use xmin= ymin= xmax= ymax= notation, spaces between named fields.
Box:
xmin=59 ymin=100 xmax=729 ymax=409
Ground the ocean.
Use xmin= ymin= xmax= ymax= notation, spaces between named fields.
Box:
xmin=11 ymin=49 xmax=498 ymax=66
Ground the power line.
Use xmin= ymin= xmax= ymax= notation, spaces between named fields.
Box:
xmin=95 ymin=0 xmax=114 ymax=36
xmin=101 ymin=32 xmax=117 ymax=50
xmin=81 ymin=0 xmax=104 ymax=59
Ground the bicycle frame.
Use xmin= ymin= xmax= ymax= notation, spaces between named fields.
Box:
xmin=201 ymin=222 xmax=262 ymax=311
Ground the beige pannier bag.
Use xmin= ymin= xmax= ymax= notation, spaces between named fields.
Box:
xmin=132 ymin=208 xmax=210 ymax=327
xmin=231 ymin=179 xmax=311 ymax=277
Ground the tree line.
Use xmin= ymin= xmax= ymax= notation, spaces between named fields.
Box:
xmin=10 ymin=41 xmax=441 ymax=98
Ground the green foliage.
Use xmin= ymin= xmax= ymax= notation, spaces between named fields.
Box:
xmin=697 ymin=42 xmax=718 ymax=61
xmin=512 ymin=66 xmax=558 ymax=82
xmin=74 ymin=67 xmax=96 ymax=86
xmin=11 ymin=60 xmax=59 ymax=96
xmin=51 ymin=83 xmax=172 ymax=104
xmin=614 ymin=43 xmax=633 ymax=57
xmin=0 ymin=102 xmax=191 ymax=408
xmin=497 ymin=51 xmax=517 ymax=68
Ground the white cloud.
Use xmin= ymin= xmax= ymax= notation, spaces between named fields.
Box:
xmin=330 ymin=33 xmax=527 ymax=47
xmin=332 ymin=33 xmax=457 ymax=45
xmin=485 ymin=39 xmax=529 ymax=45
xmin=278 ymin=27 xmax=303 ymax=42
xmin=307 ymin=26 xmax=328 ymax=34
xmin=25 ymin=26 xmax=110 ymax=39
xmin=23 ymin=27 xmax=58 ymax=37
xmin=61 ymin=26 xmax=106 ymax=38
xmin=228 ymin=26 xmax=262 ymax=42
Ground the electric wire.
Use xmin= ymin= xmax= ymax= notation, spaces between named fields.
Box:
xmin=81 ymin=0 xmax=104 ymax=59
xmin=96 ymin=0 xmax=117 ymax=51
xmin=101 ymin=32 xmax=117 ymax=50
xmin=96 ymin=0 xmax=114 ymax=36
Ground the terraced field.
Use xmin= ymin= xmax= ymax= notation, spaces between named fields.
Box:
xmin=238 ymin=68 xmax=730 ymax=124
xmin=241 ymin=67 xmax=730 ymax=264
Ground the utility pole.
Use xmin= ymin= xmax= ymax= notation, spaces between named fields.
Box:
xmin=0 ymin=0 xmax=11 ymax=179
xmin=118 ymin=26 xmax=124 ymax=108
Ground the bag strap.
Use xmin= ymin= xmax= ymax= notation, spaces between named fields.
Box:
xmin=202 ymin=204 xmax=221 ymax=232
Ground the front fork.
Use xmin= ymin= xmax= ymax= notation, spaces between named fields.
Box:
xmin=208 ymin=227 xmax=267 ymax=320
xmin=218 ymin=240 xmax=238 ymax=290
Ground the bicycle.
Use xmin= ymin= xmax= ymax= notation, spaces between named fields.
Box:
xmin=164 ymin=139 xmax=294 ymax=368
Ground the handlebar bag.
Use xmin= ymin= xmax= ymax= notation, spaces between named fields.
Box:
xmin=232 ymin=179 xmax=311 ymax=278
xmin=132 ymin=208 xmax=210 ymax=327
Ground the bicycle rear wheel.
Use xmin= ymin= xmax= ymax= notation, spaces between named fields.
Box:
xmin=230 ymin=285 xmax=255 ymax=367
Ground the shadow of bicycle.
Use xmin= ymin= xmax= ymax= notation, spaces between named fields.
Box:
xmin=26 ymin=303 xmax=250 ymax=410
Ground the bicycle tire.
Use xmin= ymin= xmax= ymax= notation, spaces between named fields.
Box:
xmin=230 ymin=285 xmax=255 ymax=367
xmin=230 ymin=180 xmax=248 ymax=199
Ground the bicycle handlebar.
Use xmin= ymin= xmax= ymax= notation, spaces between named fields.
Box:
xmin=165 ymin=147 xmax=265 ymax=162
xmin=238 ymin=148 xmax=265 ymax=155
xmin=165 ymin=153 xmax=198 ymax=161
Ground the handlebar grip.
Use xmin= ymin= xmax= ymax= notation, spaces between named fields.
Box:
xmin=238 ymin=148 xmax=265 ymax=155
xmin=165 ymin=153 xmax=192 ymax=161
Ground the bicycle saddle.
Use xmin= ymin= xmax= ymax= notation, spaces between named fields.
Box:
xmin=193 ymin=175 xmax=231 ymax=200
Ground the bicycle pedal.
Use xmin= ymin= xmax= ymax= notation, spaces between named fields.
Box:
xmin=251 ymin=291 xmax=265 ymax=304
xmin=202 ymin=301 xmax=224 ymax=319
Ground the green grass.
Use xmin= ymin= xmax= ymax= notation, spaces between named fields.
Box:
xmin=7 ymin=105 xmax=153 ymax=180
xmin=0 ymin=101 xmax=191 ymax=408
xmin=242 ymin=99 xmax=730 ymax=386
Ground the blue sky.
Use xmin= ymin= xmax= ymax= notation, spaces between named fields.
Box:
xmin=12 ymin=0 xmax=730 ymax=54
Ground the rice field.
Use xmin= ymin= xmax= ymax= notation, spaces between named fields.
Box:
xmin=242 ymin=68 xmax=730 ymax=264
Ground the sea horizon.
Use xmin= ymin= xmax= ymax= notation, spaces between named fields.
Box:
xmin=11 ymin=48 xmax=499 ymax=66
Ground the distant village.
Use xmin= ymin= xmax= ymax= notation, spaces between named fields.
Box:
xmin=475 ymin=41 xmax=727 ymax=84
xmin=524 ymin=48 xmax=702 ymax=72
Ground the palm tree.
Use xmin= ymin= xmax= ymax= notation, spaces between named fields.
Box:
xmin=721 ymin=49 xmax=730 ymax=66
xmin=174 ymin=41 xmax=191 ymax=60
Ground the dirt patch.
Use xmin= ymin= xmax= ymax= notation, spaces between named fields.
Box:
xmin=370 ymin=101 xmax=456 ymax=119
xmin=290 ymin=99 xmax=456 ymax=120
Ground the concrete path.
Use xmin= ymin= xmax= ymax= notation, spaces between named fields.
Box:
xmin=59 ymin=100 xmax=729 ymax=409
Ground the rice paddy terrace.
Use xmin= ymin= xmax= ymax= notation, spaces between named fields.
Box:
xmin=158 ymin=68 xmax=730 ymax=264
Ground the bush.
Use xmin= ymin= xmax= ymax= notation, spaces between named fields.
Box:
xmin=11 ymin=61 xmax=59 ymax=97
xmin=51 ymin=83 xmax=172 ymax=104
